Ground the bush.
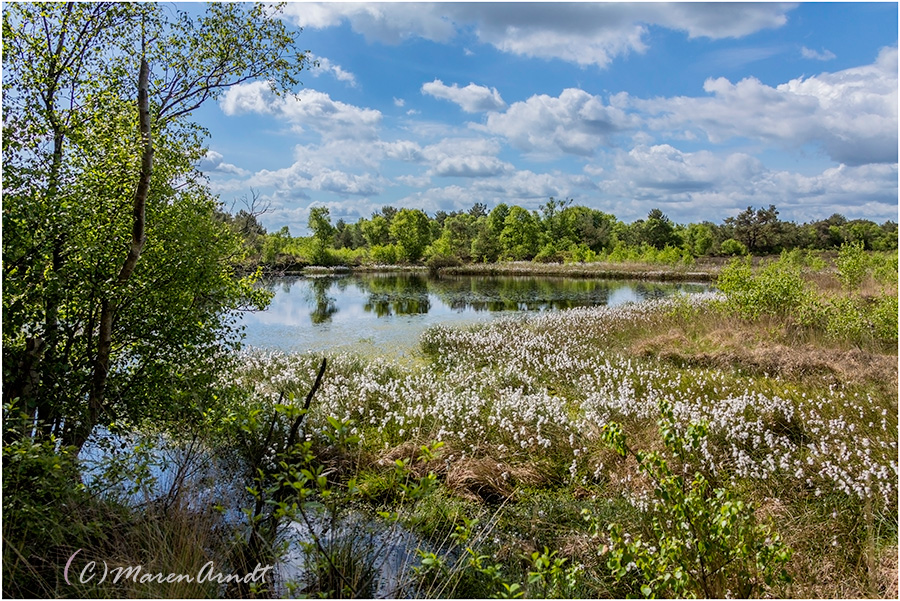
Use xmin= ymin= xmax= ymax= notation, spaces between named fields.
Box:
xmin=719 ymin=238 xmax=748 ymax=256
xmin=716 ymin=257 xmax=808 ymax=319
xmin=370 ymin=243 xmax=399 ymax=265
xmin=836 ymin=242 xmax=869 ymax=290
xmin=2 ymin=422 xmax=94 ymax=597
xmin=565 ymin=243 xmax=598 ymax=264
xmin=534 ymin=242 xmax=564 ymax=264
xmin=869 ymin=293 xmax=899 ymax=345
xmin=426 ymin=253 xmax=462 ymax=275
xmin=599 ymin=401 xmax=792 ymax=599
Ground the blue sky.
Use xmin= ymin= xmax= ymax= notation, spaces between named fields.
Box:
xmin=194 ymin=2 xmax=899 ymax=235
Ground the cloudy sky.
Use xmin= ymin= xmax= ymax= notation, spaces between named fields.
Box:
xmin=194 ymin=2 xmax=899 ymax=235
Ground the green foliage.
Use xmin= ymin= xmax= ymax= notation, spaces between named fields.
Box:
xmin=526 ymin=547 xmax=581 ymax=598
xmin=642 ymin=209 xmax=678 ymax=250
xmin=719 ymin=238 xmax=749 ymax=256
xmin=566 ymin=243 xmax=599 ymax=263
xmin=599 ymin=401 xmax=792 ymax=598
xmin=2 ymin=1 xmax=300 ymax=449
xmin=716 ymin=257 xmax=807 ymax=319
xmin=2 ymin=422 xmax=87 ymax=556
xmin=836 ymin=242 xmax=869 ymax=290
xmin=500 ymin=206 xmax=542 ymax=260
xmin=370 ymin=243 xmax=400 ymax=265
xmin=601 ymin=243 xmax=693 ymax=267
xmin=870 ymin=293 xmax=899 ymax=345
xmin=726 ymin=205 xmax=782 ymax=254
xmin=390 ymin=208 xmax=432 ymax=263
xmin=308 ymin=206 xmax=335 ymax=244
xmin=683 ymin=223 xmax=714 ymax=256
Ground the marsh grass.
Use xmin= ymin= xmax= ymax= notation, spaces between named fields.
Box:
xmin=10 ymin=253 xmax=892 ymax=598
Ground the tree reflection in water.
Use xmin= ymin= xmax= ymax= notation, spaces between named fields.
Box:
xmin=307 ymin=277 xmax=338 ymax=324
xmin=362 ymin=274 xmax=431 ymax=317
xmin=257 ymin=273 xmax=708 ymax=324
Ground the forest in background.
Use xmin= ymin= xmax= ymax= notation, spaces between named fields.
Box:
xmin=224 ymin=196 xmax=899 ymax=270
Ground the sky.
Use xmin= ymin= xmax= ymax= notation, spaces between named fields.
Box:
xmin=193 ymin=1 xmax=900 ymax=235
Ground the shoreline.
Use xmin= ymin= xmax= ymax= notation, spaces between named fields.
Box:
xmin=254 ymin=260 xmax=721 ymax=282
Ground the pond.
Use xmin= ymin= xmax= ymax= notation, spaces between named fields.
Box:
xmin=239 ymin=273 xmax=710 ymax=358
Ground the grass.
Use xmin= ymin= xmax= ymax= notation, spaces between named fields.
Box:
xmin=5 ymin=252 xmax=896 ymax=598
xmin=223 ymin=263 xmax=895 ymax=595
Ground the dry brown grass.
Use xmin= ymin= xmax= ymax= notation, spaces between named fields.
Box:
xmin=373 ymin=442 xmax=548 ymax=503
xmin=629 ymin=309 xmax=898 ymax=399
xmin=879 ymin=546 xmax=899 ymax=599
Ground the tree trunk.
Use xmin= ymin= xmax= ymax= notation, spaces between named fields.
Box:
xmin=72 ymin=56 xmax=153 ymax=451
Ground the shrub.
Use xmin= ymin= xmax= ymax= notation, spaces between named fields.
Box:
xmin=836 ymin=242 xmax=869 ymax=290
xmin=370 ymin=243 xmax=399 ymax=265
xmin=869 ymin=293 xmax=899 ymax=345
xmin=534 ymin=242 xmax=564 ymax=264
xmin=824 ymin=296 xmax=870 ymax=343
xmin=566 ymin=243 xmax=598 ymax=264
xmin=719 ymin=238 xmax=748 ymax=256
xmin=716 ymin=257 xmax=808 ymax=319
xmin=599 ymin=401 xmax=792 ymax=599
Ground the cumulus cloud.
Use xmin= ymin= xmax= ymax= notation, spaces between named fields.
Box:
xmin=801 ymin=46 xmax=836 ymax=61
xmin=595 ymin=145 xmax=898 ymax=223
xmin=428 ymin=155 xmax=514 ymax=178
xmin=197 ymin=150 xmax=249 ymax=176
xmin=421 ymin=79 xmax=507 ymax=113
xmin=281 ymin=2 xmax=455 ymax=45
xmin=310 ymin=55 xmax=358 ymax=86
xmin=250 ymin=162 xmax=383 ymax=198
xmin=484 ymin=88 xmax=636 ymax=157
xmin=282 ymin=3 xmax=795 ymax=68
xmin=629 ymin=46 xmax=898 ymax=165
xmin=220 ymin=83 xmax=382 ymax=140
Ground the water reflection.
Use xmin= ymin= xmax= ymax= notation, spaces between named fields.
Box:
xmin=240 ymin=273 xmax=709 ymax=356
xmin=306 ymin=277 xmax=338 ymax=324
xmin=363 ymin=274 xmax=431 ymax=317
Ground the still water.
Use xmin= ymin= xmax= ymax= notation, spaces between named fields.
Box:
xmin=239 ymin=273 xmax=709 ymax=358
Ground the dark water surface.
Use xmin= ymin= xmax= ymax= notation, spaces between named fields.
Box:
xmin=239 ymin=273 xmax=709 ymax=358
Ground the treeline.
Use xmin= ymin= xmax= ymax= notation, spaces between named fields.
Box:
xmin=223 ymin=199 xmax=898 ymax=269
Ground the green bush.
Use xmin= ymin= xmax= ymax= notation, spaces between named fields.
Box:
xmin=871 ymin=251 xmax=899 ymax=287
xmin=719 ymin=238 xmax=748 ymax=256
xmin=824 ymin=297 xmax=870 ymax=342
xmin=566 ymin=243 xmax=598 ymax=264
xmin=716 ymin=257 xmax=808 ymax=319
xmin=836 ymin=242 xmax=869 ymax=290
xmin=868 ymin=293 xmax=898 ymax=346
xmin=370 ymin=243 xmax=399 ymax=265
xmin=599 ymin=401 xmax=792 ymax=599
xmin=426 ymin=253 xmax=462 ymax=275
xmin=2 ymin=420 xmax=95 ymax=597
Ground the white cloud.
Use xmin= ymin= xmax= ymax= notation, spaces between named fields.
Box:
xmin=197 ymin=150 xmax=249 ymax=176
xmin=282 ymin=3 xmax=795 ymax=68
xmin=421 ymin=79 xmax=506 ymax=113
xmin=281 ymin=2 xmax=455 ymax=45
xmin=630 ymin=47 xmax=898 ymax=166
xmin=393 ymin=97 xmax=405 ymax=107
xmin=801 ymin=46 xmax=836 ymax=61
xmin=220 ymin=83 xmax=382 ymax=140
xmin=428 ymin=155 xmax=514 ymax=178
xmin=219 ymin=80 xmax=274 ymax=115
xmin=310 ymin=55 xmax=358 ymax=86
xmin=250 ymin=162 xmax=383 ymax=198
xmin=380 ymin=140 xmax=425 ymax=163
xmin=484 ymin=88 xmax=635 ymax=157
xmin=594 ymin=145 xmax=898 ymax=223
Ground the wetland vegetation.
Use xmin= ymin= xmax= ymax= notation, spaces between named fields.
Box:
xmin=3 ymin=3 xmax=897 ymax=599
